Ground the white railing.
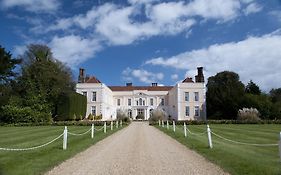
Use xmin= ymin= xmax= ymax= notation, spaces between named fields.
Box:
xmin=159 ymin=120 xmax=281 ymax=161
xmin=0 ymin=121 xmax=124 ymax=151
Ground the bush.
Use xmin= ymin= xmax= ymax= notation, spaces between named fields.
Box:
xmin=136 ymin=114 xmax=144 ymax=120
xmin=148 ymin=108 xmax=167 ymax=122
xmin=0 ymin=105 xmax=52 ymax=124
xmin=237 ymin=108 xmax=261 ymax=122
xmin=117 ymin=108 xmax=128 ymax=120
xmin=94 ymin=115 xmax=102 ymax=120
xmin=87 ymin=114 xmax=94 ymax=120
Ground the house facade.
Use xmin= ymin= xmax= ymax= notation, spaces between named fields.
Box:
xmin=76 ymin=67 xmax=206 ymax=121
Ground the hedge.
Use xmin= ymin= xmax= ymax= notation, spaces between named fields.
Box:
xmin=56 ymin=92 xmax=86 ymax=121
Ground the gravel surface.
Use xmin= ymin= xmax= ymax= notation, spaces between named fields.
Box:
xmin=46 ymin=122 xmax=229 ymax=175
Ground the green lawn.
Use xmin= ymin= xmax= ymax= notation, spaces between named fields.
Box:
xmin=0 ymin=124 xmax=125 ymax=175
xmin=156 ymin=124 xmax=281 ymax=175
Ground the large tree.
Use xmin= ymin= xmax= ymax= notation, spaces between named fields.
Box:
xmin=0 ymin=45 xmax=21 ymax=107
xmin=245 ymin=80 xmax=261 ymax=95
xmin=206 ymin=71 xmax=245 ymax=119
xmin=17 ymin=44 xmax=75 ymax=115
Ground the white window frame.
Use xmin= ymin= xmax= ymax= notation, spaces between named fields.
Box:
xmin=150 ymin=98 xmax=153 ymax=106
xmin=82 ymin=91 xmax=87 ymax=97
xmin=185 ymin=106 xmax=190 ymax=117
xmin=194 ymin=92 xmax=199 ymax=102
xmin=194 ymin=106 xmax=200 ymax=117
xmin=161 ymin=98 xmax=165 ymax=106
xmin=117 ymin=99 xmax=121 ymax=106
xmin=185 ymin=92 xmax=189 ymax=101
xmin=92 ymin=91 xmax=97 ymax=102
xmin=128 ymin=98 xmax=131 ymax=106
xmin=91 ymin=106 xmax=96 ymax=116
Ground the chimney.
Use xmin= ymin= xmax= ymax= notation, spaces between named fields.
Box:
xmin=78 ymin=68 xmax=85 ymax=83
xmin=126 ymin=82 xmax=133 ymax=86
xmin=152 ymin=83 xmax=158 ymax=86
xmin=195 ymin=67 xmax=204 ymax=83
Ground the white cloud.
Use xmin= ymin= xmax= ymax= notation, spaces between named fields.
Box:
xmin=243 ymin=3 xmax=263 ymax=15
xmin=122 ymin=67 xmax=164 ymax=84
xmin=49 ymin=35 xmax=101 ymax=66
xmin=146 ymin=30 xmax=281 ymax=91
xmin=1 ymin=0 xmax=60 ymax=13
xmin=171 ymin=74 xmax=178 ymax=81
xmin=269 ymin=11 xmax=281 ymax=22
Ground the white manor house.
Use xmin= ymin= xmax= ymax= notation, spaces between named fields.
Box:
xmin=76 ymin=67 xmax=206 ymax=121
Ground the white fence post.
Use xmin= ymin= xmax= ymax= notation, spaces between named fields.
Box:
xmin=104 ymin=122 xmax=107 ymax=133
xmin=173 ymin=121 xmax=175 ymax=132
xmin=116 ymin=121 xmax=119 ymax=128
xmin=120 ymin=120 xmax=122 ymax=127
xmin=184 ymin=122 xmax=187 ymax=137
xmin=162 ymin=120 xmax=164 ymax=127
xmin=159 ymin=120 xmax=160 ymax=126
xmin=167 ymin=121 xmax=169 ymax=130
xmin=279 ymin=131 xmax=281 ymax=162
xmin=91 ymin=124 xmax=94 ymax=138
xmin=111 ymin=121 xmax=113 ymax=131
xmin=207 ymin=125 xmax=213 ymax=149
xmin=63 ymin=126 xmax=67 ymax=150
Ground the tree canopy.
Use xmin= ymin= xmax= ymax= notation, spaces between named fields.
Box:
xmin=206 ymin=71 xmax=245 ymax=119
xmin=245 ymin=80 xmax=261 ymax=95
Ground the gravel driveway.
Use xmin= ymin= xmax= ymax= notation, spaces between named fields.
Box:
xmin=46 ymin=122 xmax=229 ymax=175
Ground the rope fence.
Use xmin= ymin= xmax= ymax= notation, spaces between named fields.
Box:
xmin=0 ymin=120 xmax=124 ymax=152
xmin=159 ymin=120 xmax=281 ymax=161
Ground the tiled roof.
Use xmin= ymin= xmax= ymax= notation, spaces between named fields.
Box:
xmin=182 ymin=77 xmax=194 ymax=83
xmin=108 ymin=86 xmax=173 ymax=91
xmin=85 ymin=76 xmax=102 ymax=83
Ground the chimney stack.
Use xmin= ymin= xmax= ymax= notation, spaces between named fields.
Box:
xmin=78 ymin=68 xmax=85 ymax=83
xmin=195 ymin=67 xmax=204 ymax=83
xmin=126 ymin=82 xmax=133 ymax=86
xmin=152 ymin=83 xmax=158 ymax=86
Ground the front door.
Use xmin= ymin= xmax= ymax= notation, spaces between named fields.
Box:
xmin=137 ymin=109 xmax=144 ymax=119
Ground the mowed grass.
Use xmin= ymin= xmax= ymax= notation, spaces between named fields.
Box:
xmin=0 ymin=124 xmax=125 ymax=175
xmin=156 ymin=124 xmax=281 ymax=175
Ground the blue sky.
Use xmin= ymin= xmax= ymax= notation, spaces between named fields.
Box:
xmin=0 ymin=0 xmax=281 ymax=91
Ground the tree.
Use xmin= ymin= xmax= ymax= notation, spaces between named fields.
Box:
xmin=0 ymin=45 xmax=21 ymax=107
xmin=269 ymin=88 xmax=281 ymax=103
xmin=206 ymin=71 xmax=245 ymax=119
xmin=245 ymin=80 xmax=261 ymax=95
xmin=0 ymin=45 xmax=21 ymax=84
xmin=17 ymin=44 xmax=75 ymax=116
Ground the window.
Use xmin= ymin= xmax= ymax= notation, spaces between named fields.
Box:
xmin=139 ymin=98 xmax=142 ymax=106
xmin=150 ymin=98 xmax=153 ymax=106
xmin=91 ymin=106 xmax=96 ymax=116
xmin=185 ymin=106 xmax=190 ymax=116
xmin=128 ymin=109 xmax=132 ymax=117
xmin=185 ymin=92 xmax=189 ymax=101
xmin=136 ymin=100 xmax=138 ymax=106
xmin=161 ymin=98 xmax=165 ymax=106
xmin=117 ymin=99 xmax=121 ymax=106
xmin=82 ymin=91 xmax=87 ymax=97
xmin=149 ymin=109 xmax=153 ymax=117
xmin=128 ymin=99 xmax=131 ymax=106
xmin=194 ymin=92 xmax=199 ymax=101
xmin=195 ymin=106 xmax=200 ymax=117
xmin=92 ymin=92 xmax=96 ymax=101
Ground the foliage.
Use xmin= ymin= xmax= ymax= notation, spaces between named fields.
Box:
xmin=17 ymin=44 xmax=75 ymax=117
xmin=87 ymin=113 xmax=94 ymax=120
xmin=136 ymin=114 xmax=144 ymax=120
xmin=245 ymin=80 xmax=261 ymax=95
xmin=206 ymin=71 xmax=245 ymax=119
xmin=148 ymin=108 xmax=167 ymax=122
xmin=237 ymin=108 xmax=261 ymax=122
xmin=116 ymin=108 xmax=128 ymax=120
xmin=94 ymin=115 xmax=102 ymax=120
xmin=0 ymin=45 xmax=21 ymax=84
xmin=269 ymin=88 xmax=281 ymax=103
xmin=56 ymin=92 xmax=86 ymax=121
xmin=0 ymin=105 xmax=52 ymax=124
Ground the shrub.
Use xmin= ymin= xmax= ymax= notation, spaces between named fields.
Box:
xmin=148 ymin=108 xmax=167 ymax=122
xmin=87 ymin=114 xmax=94 ymax=120
xmin=94 ymin=115 xmax=102 ymax=120
xmin=0 ymin=105 xmax=52 ymax=124
xmin=237 ymin=108 xmax=261 ymax=122
xmin=136 ymin=114 xmax=144 ymax=120
xmin=117 ymin=108 xmax=128 ymax=120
